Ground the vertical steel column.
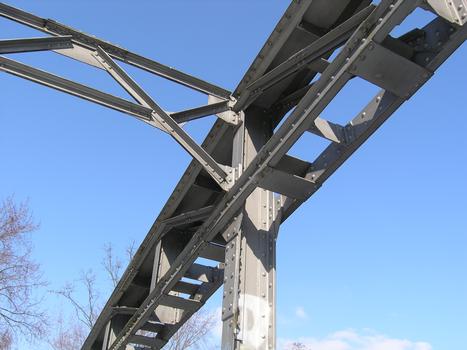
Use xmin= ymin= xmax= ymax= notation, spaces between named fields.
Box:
xmin=222 ymin=110 xmax=280 ymax=349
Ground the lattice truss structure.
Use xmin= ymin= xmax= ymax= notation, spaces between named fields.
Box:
xmin=0 ymin=0 xmax=465 ymax=349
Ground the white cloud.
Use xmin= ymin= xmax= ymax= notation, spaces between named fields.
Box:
xmin=295 ymin=306 xmax=309 ymax=320
xmin=280 ymin=329 xmax=432 ymax=350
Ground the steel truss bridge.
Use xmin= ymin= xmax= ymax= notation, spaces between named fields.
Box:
xmin=0 ymin=1 xmax=465 ymax=349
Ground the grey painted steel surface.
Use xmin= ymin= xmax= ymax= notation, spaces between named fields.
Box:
xmin=92 ymin=46 xmax=232 ymax=190
xmin=427 ymin=0 xmax=467 ymax=25
xmin=0 ymin=35 xmax=72 ymax=53
xmin=221 ymin=112 xmax=280 ymax=350
xmin=0 ymin=0 xmax=465 ymax=349
xmin=0 ymin=3 xmax=231 ymax=99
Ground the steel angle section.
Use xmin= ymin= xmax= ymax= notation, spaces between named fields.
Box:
xmin=185 ymin=263 xmax=221 ymax=283
xmin=198 ymin=243 xmax=225 ymax=263
xmin=161 ymin=206 xmax=215 ymax=228
xmin=0 ymin=56 xmax=153 ymax=121
xmin=349 ymin=41 xmax=433 ymax=98
xmin=308 ymin=117 xmax=347 ymax=143
xmin=0 ymin=3 xmax=231 ymax=99
xmin=274 ymin=154 xmax=311 ymax=177
xmin=171 ymin=281 xmax=199 ymax=296
xmin=159 ymin=294 xmax=199 ymax=311
xmin=128 ymin=335 xmax=165 ymax=348
xmin=0 ymin=36 xmax=73 ymax=54
xmin=170 ymin=101 xmax=231 ymax=124
xmin=259 ymin=166 xmax=316 ymax=201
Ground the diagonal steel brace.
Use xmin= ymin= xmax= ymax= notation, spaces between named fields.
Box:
xmin=93 ymin=46 xmax=232 ymax=190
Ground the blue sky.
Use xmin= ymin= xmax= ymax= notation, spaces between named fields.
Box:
xmin=0 ymin=1 xmax=466 ymax=349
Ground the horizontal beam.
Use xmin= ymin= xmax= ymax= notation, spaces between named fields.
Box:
xmin=308 ymin=117 xmax=346 ymax=143
xmin=159 ymin=294 xmax=199 ymax=311
xmin=0 ymin=35 xmax=73 ymax=54
xmin=0 ymin=55 xmax=153 ymax=121
xmin=198 ymin=243 xmax=225 ymax=263
xmin=171 ymin=281 xmax=200 ymax=296
xmin=170 ymin=100 xmax=231 ymax=124
xmin=0 ymin=3 xmax=231 ymax=99
xmin=128 ymin=335 xmax=165 ymax=348
xmin=259 ymin=166 xmax=316 ymax=200
xmin=111 ymin=307 xmax=138 ymax=316
xmin=161 ymin=205 xmax=215 ymax=228
xmin=185 ymin=264 xmax=220 ymax=283
xmin=93 ymin=46 xmax=231 ymax=190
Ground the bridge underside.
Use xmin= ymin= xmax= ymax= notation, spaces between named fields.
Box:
xmin=0 ymin=0 xmax=465 ymax=349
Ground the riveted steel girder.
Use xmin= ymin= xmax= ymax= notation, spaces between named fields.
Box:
xmin=0 ymin=1 xmax=465 ymax=349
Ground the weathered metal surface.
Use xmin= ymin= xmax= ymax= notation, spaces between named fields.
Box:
xmin=0 ymin=1 xmax=465 ymax=349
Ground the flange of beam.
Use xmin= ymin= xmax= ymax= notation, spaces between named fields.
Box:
xmin=0 ymin=35 xmax=73 ymax=54
xmin=0 ymin=55 xmax=153 ymax=120
xmin=232 ymin=0 xmax=313 ymax=111
xmin=170 ymin=100 xmax=231 ymax=124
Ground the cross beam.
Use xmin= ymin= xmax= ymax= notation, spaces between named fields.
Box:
xmin=0 ymin=35 xmax=73 ymax=53
xmin=0 ymin=3 xmax=231 ymax=99
xmin=0 ymin=1 xmax=465 ymax=350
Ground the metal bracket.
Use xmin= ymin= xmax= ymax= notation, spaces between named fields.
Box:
xmin=208 ymin=95 xmax=241 ymax=125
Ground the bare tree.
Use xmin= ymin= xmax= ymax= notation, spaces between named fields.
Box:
xmin=50 ymin=270 xmax=101 ymax=350
xmin=125 ymin=240 xmax=136 ymax=262
xmin=0 ymin=196 xmax=46 ymax=346
xmin=49 ymin=315 xmax=86 ymax=350
xmin=164 ymin=310 xmax=217 ymax=350
xmin=53 ymin=243 xmax=218 ymax=350
xmin=54 ymin=270 xmax=101 ymax=330
xmin=0 ymin=331 xmax=11 ymax=350
xmin=102 ymin=243 xmax=123 ymax=288
xmin=102 ymin=241 xmax=137 ymax=288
